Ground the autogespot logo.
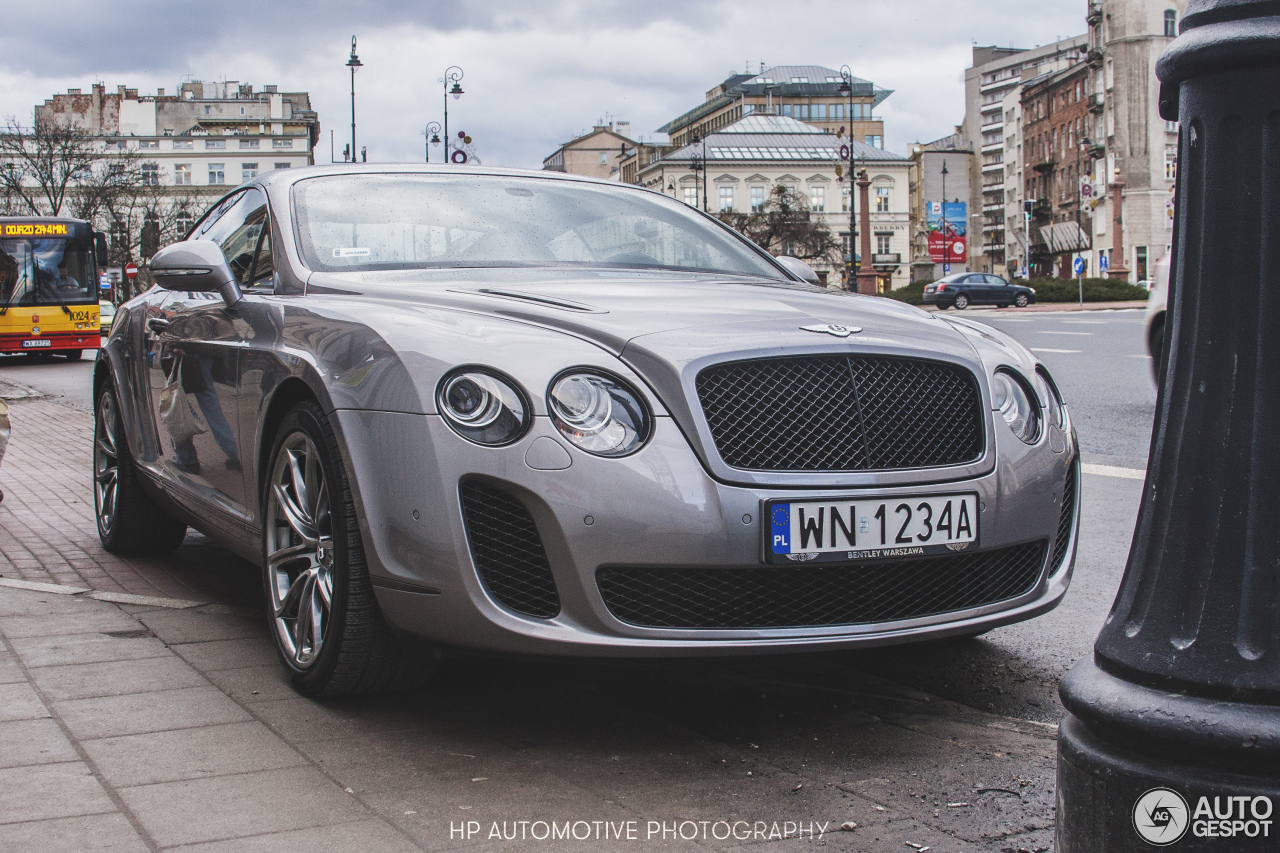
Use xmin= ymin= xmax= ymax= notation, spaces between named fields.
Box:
xmin=1133 ymin=788 xmax=1190 ymax=846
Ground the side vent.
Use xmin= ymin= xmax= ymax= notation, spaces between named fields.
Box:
xmin=459 ymin=481 xmax=561 ymax=618
xmin=1050 ymin=456 xmax=1080 ymax=574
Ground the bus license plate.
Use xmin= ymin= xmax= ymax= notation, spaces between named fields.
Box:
xmin=766 ymin=493 xmax=978 ymax=564
xmin=22 ymin=339 xmax=51 ymax=348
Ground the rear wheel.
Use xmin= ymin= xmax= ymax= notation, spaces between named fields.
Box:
xmin=263 ymin=400 xmax=435 ymax=696
xmin=953 ymin=293 xmax=970 ymax=309
xmin=1014 ymin=293 xmax=1030 ymax=308
xmin=94 ymin=385 xmax=188 ymax=554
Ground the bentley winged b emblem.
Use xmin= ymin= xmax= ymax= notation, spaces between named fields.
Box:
xmin=800 ymin=323 xmax=862 ymax=337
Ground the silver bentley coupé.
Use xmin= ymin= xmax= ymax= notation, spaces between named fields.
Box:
xmin=93 ymin=165 xmax=1078 ymax=696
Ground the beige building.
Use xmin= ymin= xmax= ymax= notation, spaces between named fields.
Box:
xmin=1090 ymin=0 xmax=1186 ymax=282
xmin=542 ymin=121 xmax=636 ymax=180
xmin=908 ymin=134 xmax=974 ymax=282
xmin=633 ymin=115 xmax=913 ymax=290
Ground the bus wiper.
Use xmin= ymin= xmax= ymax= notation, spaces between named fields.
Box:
xmin=42 ymin=282 xmax=73 ymax=316
xmin=0 ymin=275 xmax=27 ymax=316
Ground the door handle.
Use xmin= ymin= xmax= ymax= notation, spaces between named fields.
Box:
xmin=146 ymin=317 xmax=169 ymax=335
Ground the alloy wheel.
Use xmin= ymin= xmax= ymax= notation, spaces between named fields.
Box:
xmin=265 ymin=432 xmax=334 ymax=669
xmin=93 ymin=394 xmax=119 ymax=533
xmin=1016 ymin=294 xmax=1029 ymax=308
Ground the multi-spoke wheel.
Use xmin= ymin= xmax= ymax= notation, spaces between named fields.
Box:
xmin=94 ymin=384 xmax=188 ymax=554
xmin=953 ymin=293 xmax=970 ymax=310
xmin=262 ymin=400 xmax=435 ymax=696
xmin=1014 ymin=293 xmax=1030 ymax=308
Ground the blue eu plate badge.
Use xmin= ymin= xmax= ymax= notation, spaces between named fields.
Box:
xmin=771 ymin=503 xmax=791 ymax=554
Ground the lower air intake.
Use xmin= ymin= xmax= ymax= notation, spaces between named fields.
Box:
xmin=597 ymin=541 xmax=1047 ymax=629
xmin=1050 ymin=456 xmax=1079 ymax=574
xmin=460 ymin=481 xmax=560 ymax=618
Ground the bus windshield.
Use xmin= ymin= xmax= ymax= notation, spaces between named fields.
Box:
xmin=0 ymin=237 xmax=97 ymax=310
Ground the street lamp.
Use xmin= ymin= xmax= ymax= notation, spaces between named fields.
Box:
xmin=1077 ymin=135 xmax=1091 ymax=273
xmin=689 ymin=134 xmax=705 ymax=211
xmin=422 ymin=121 xmax=441 ymax=163
xmin=441 ymin=66 xmax=464 ymax=163
xmin=941 ymin=160 xmax=950 ymax=276
xmin=346 ymin=36 xmax=362 ymax=164
xmin=838 ymin=65 xmax=858 ymax=289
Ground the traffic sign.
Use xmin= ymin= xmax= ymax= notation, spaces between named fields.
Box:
xmin=124 ymin=262 xmax=138 ymax=279
xmin=1100 ymin=255 xmax=1110 ymax=272
xmin=1021 ymin=266 xmax=1028 ymax=278
xmin=943 ymin=264 xmax=951 ymax=274
xmin=1073 ymin=257 xmax=1086 ymax=276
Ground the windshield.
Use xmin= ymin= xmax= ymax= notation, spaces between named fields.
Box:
xmin=0 ymin=238 xmax=96 ymax=307
xmin=293 ymin=174 xmax=784 ymax=279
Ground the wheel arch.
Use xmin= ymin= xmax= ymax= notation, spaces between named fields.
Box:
xmin=256 ymin=377 xmax=323 ymax=505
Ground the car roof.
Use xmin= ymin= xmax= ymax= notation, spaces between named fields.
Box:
xmin=252 ymin=162 xmax=660 ymax=196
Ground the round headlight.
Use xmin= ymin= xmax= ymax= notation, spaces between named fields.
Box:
xmin=1036 ymin=367 xmax=1066 ymax=429
xmin=437 ymin=370 xmax=529 ymax=446
xmin=991 ymin=370 xmax=1041 ymax=444
xmin=548 ymin=371 xmax=649 ymax=457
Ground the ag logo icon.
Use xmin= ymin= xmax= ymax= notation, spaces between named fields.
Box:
xmin=1133 ymin=787 xmax=1189 ymax=845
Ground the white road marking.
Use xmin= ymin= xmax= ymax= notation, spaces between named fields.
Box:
xmin=1030 ymin=347 xmax=1081 ymax=353
xmin=1040 ymin=331 xmax=1094 ymax=335
xmin=1082 ymin=463 xmax=1146 ymax=480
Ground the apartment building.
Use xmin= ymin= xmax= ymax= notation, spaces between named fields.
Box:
xmin=908 ymin=134 xmax=974 ymax=282
xmin=542 ymin=120 xmax=636 ymax=180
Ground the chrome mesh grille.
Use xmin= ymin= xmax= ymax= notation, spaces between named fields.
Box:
xmin=1050 ymin=456 xmax=1079 ymax=573
xmin=597 ymin=541 xmax=1047 ymax=630
xmin=460 ymin=481 xmax=560 ymax=618
xmin=695 ymin=355 xmax=984 ymax=471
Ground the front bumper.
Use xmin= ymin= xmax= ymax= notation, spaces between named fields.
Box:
xmin=338 ymin=411 xmax=1078 ymax=656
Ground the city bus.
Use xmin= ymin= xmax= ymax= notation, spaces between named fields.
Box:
xmin=0 ymin=217 xmax=106 ymax=360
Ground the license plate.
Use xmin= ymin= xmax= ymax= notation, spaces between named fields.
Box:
xmin=22 ymin=339 xmax=51 ymax=348
xmin=766 ymin=493 xmax=978 ymax=564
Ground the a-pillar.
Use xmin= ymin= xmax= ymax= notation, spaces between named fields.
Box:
xmin=1107 ymin=177 xmax=1130 ymax=280
xmin=855 ymin=169 xmax=877 ymax=295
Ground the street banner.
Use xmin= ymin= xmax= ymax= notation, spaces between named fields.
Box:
xmin=926 ymin=201 xmax=967 ymax=263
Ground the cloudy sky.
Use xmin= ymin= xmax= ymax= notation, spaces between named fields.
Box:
xmin=0 ymin=1 xmax=1085 ymax=168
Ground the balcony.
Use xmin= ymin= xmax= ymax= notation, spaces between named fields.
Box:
xmin=1087 ymin=4 xmax=1102 ymax=25
xmin=1088 ymin=49 xmax=1104 ymax=68
xmin=1088 ymin=92 xmax=1105 ymax=114
xmin=1033 ymin=158 xmax=1057 ymax=174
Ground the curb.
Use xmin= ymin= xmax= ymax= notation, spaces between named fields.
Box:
xmin=0 ymin=576 xmax=206 ymax=609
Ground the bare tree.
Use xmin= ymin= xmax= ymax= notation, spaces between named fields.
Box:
xmin=717 ymin=185 xmax=843 ymax=269
xmin=0 ymin=117 xmax=104 ymax=217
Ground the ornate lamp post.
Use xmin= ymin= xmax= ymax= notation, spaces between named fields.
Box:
xmin=441 ymin=67 xmax=464 ymax=163
xmin=838 ymin=66 xmax=858 ymax=290
xmin=423 ymin=121 xmax=441 ymax=163
xmin=1057 ymin=2 xmax=1280 ymax=848
xmin=941 ymin=160 xmax=950 ymax=276
xmin=346 ymin=37 xmax=362 ymax=164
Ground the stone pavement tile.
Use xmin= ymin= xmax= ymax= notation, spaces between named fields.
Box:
xmin=0 ymin=718 xmax=79 ymax=768
xmin=244 ymin=691 xmax=430 ymax=745
xmin=170 ymin=819 xmax=423 ymax=853
xmin=172 ymin=637 xmax=280 ymax=672
xmin=55 ymin=685 xmax=252 ymax=740
xmin=0 ymin=587 xmax=97 ymax=617
xmin=30 ymin=655 xmax=209 ymax=702
xmin=0 ymin=649 xmax=26 ymax=684
xmin=118 ymin=766 xmax=371 ymax=848
xmin=138 ymin=607 xmax=265 ymax=645
xmin=0 ymin=812 xmax=149 ymax=853
xmin=8 ymin=632 xmax=170 ymax=668
xmin=0 ymin=681 xmax=50 ymax=721
xmin=83 ymin=721 xmax=309 ymax=788
xmin=0 ymin=762 xmax=117 ymax=825
xmin=202 ymin=663 xmax=296 ymax=703
xmin=0 ymin=607 xmax=145 ymax=638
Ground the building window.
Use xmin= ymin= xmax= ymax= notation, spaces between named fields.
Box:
xmin=141 ymin=163 xmax=158 ymax=186
xmin=683 ymin=186 xmax=697 ymax=206
xmin=718 ymin=186 xmax=734 ymax=211
xmin=172 ymin=139 xmax=192 ymax=150
xmin=274 ymin=162 xmax=291 ymax=170
xmin=137 ymin=139 xmax=159 ymax=150
xmin=1164 ymin=9 xmax=1177 ymax=37
xmin=174 ymin=164 xmax=191 ymax=185
xmin=876 ymin=234 xmax=892 ymax=255
xmin=841 ymin=187 xmax=850 ymax=213
xmin=599 ymin=152 xmax=607 ymax=165
xmin=272 ymin=138 xmax=293 ymax=149
xmin=242 ymin=163 xmax=259 ymax=181
xmin=204 ymin=106 xmax=211 ymax=115
xmin=205 ymin=139 xmax=225 ymax=150
xmin=750 ymin=185 xmax=765 ymax=212
xmin=876 ymin=186 xmax=890 ymax=212
xmin=810 ymin=185 xmax=825 ymax=212
xmin=176 ymin=213 xmax=194 ymax=238
xmin=1165 ymin=147 xmax=1178 ymax=181
xmin=208 ymin=163 xmax=225 ymax=185
xmin=865 ymin=135 xmax=883 ymax=148
xmin=239 ymin=139 xmax=260 ymax=149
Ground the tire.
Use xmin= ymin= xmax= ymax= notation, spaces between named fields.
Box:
xmin=94 ymin=384 xmax=189 ymax=554
xmin=1014 ymin=293 xmax=1030 ymax=308
xmin=65 ymin=350 xmax=83 ymax=361
xmin=996 ymin=303 xmax=1008 ymax=309
xmin=953 ymin=293 xmax=970 ymax=310
xmin=935 ymin=303 xmax=948 ymax=311
xmin=262 ymin=400 xmax=436 ymax=696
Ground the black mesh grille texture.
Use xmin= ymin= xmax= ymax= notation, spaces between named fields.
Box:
xmin=695 ymin=356 xmax=984 ymax=471
xmin=1050 ymin=456 xmax=1079 ymax=573
xmin=597 ymin=541 xmax=1047 ymax=629
xmin=460 ymin=482 xmax=560 ymax=618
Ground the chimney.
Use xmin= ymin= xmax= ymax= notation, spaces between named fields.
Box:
xmin=67 ymin=88 xmax=81 ymax=95
xmin=265 ymin=85 xmax=277 ymax=93
xmin=615 ymin=121 xmax=631 ymax=139
xmin=157 ymin=88 xmax=165 ymax=97
xmin=125 ymin=88 xmax=138 ymax=99
xmin=117 ymin=85 xmax=126 ymax=97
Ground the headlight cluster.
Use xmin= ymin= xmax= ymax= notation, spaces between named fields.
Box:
xmin=436 ymin=368 xmax=650 ymax=456
xmin=1036 ymin=367 xmax=1066 ymax=430
xmin=991 ymin=369 xmax=1041 ymax=444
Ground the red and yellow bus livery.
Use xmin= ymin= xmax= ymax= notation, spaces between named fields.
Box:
xmin=0 ymin=217 xmax=105 ymax=359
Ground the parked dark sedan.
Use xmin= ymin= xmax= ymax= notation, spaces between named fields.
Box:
xmin=924 ymin=273 xmax=1036 ymax=310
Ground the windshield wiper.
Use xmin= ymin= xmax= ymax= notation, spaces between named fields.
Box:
xmin=0 ymin=275 xmax=27 ymax=316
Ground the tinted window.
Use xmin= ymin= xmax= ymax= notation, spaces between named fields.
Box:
xmin=191 ymin=191 xmax=246 ymax=239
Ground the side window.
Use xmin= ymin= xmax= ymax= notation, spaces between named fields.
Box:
xmin=248 ymin=225 xmax=275 ymax=291
xmin=190 ymin=190 xmax=246 ymax=240
xmin=194 ymin=187 xmax=268 ymax=286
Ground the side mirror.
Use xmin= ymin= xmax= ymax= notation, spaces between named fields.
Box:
xmin=775 ymin=255 xmax=822 ymax=285
xmin=149 ymin=240 xmax=242 ymax=306
xmin=94 ymin=232 xmax=109 ymax=267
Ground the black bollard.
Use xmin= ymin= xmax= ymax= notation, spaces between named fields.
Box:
xmin=1056 ymin=2 xmax=1280 ymax=850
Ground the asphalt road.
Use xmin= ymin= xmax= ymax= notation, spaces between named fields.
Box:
xmin=0 ymin=314 xmax=1157 ymax=728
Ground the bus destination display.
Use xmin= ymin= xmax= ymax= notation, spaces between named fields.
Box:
xmin=2 ymin=223 xmax=69 ymax=237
